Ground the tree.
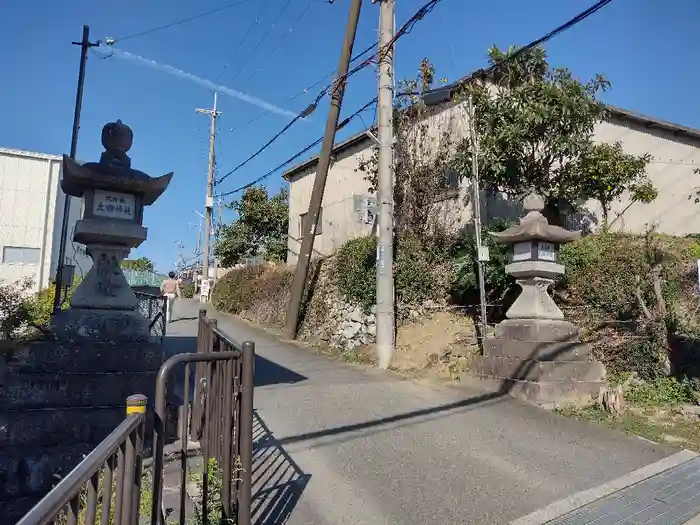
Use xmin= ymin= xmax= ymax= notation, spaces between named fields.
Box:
xmin=214 ymin=186 xmax=289 ymax=267
xmin=454 ymin=45 xmax=655 ymax=224
xmin=357 ymin=58 xmax=455 ymax=235
xmin=121 ymin=257 xmax=155 ymax=273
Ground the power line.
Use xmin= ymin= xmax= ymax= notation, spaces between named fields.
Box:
xmin=244 ymin=0 xmax=315 ymax=84
xmin=216 ymin=0 xmax=615 ymax=198
xmin=215 ymin=0 xmax=613 ymax=190
xmin=216 ymin=98 xmax=377 ymax=199
xmin=229 ymin=0 xmax=295 ymax=85
xmin=109 ymin=0 xmax=256 ymax=44
xmin=214 ymin=0 xmax=273 ymax=83
xmin=214 ymin=0 xmax=449 ymax=187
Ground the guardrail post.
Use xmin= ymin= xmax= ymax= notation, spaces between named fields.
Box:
xmin=124 ymin=394 xmax=147 ymax=525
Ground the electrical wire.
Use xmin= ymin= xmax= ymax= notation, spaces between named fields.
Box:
xmin=214 ymin=0 xmax=274 ymax=83
xmin=214 ymin=0 xmax=446 ymax=187
xmin=110 ymin=0 xmax=256 ymax=44
xmin=244 ymin=0 xmax=316 ymax=84
xmin=215 ymin=0 xmax=615 ymax=197
xmin=229 ymin=0 xmax=295 ymax=85
xmin=216 ymin=97 xmax=378 ymax=199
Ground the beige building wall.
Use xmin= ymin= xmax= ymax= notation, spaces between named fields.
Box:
xmin=0 ymin=148 xmax=91 ymax=293
xmin=286 ymin=103 xmax=700 ymax=264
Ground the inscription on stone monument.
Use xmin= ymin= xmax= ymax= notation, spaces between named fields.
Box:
xmin=93 ymin=190 xmax=135 ymax=220
xmin=538 ymin=241 xmax=556 ymax=261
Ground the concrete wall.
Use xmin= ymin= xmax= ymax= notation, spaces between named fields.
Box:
xmin=286 ymin=104 xmax=700 ymax=264
xmin=0 ymin=148 xmax=91 ymax=293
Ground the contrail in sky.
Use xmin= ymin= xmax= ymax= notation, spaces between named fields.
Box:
xmin=110 ymin=48 xmax=299 ymax=119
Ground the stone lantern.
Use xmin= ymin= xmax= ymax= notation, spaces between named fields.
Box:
xmin=54 ymin=120 xmax=173 ymax=340
xmin=491 ymin=194 xmax=579 ymax=320
xmin=473 ymin=193 xmax=605 ymax=403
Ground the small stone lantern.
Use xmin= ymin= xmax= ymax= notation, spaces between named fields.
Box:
xmin=491 ymin=194 xmax=580 ymax=320
xmin=55 ymin=120 xmax=173 ymax=340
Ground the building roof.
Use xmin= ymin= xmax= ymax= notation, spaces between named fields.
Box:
xmin=0 ymin=146 xmax=61 ymax=162
xmin=282 ymin=94 xmax=700 ymax=182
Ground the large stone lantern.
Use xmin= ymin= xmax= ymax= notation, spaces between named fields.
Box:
xmin=473 ymin=193 xmax=605 ymax=403
xmin=491 ymin=194 xmax=579 ymax=320
xmin=54 ymin=120 xmax=173 ymax=340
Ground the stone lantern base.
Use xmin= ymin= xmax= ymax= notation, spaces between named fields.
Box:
xmin=472 ymin=318 xmax=606 ymax=404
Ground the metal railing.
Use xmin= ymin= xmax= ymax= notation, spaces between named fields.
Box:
xmin=151 ymin=309 xmax=255 ymax=525
xmin=134 ymin=292 xmax=167 ymax=343
xmin=16 ymin=395 xmax=148 ymax=525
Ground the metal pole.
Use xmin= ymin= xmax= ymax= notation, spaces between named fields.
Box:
xmin=376 ymin=0 xmax=395 ymax=370
xmin=52 ymin=25 xmax=95 ymax=313
xmin=283 ymin=0 xmax=364 ymax=339
xmin=197 ymin=92 xmax=220 ymax=293
xmin=468 ymin=95 xmax=488 ymax=334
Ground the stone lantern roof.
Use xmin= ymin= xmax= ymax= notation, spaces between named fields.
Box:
xmin=490 ymin=194 xmax=581 ymax=245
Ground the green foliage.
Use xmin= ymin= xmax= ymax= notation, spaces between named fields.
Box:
xmin=625 ymin=377 xmax=699 ymax=408
xmin=187 ymin=458 xmax=232 ymax=525
xmin=450 ymin=219 xmax=516 ymax=318
xmin=453 ymin=45 xmax=656 ymax=223
xmin=333 ymin=233 xmax=455 ymax=314
xmin=215 ymin=186 xmax=289 ymax=267
xmin=211 ymin=266 xmax=265 ymax=314
xmin=333 ymin=236 xmax=377 ymax=312
xmin=182 ymin=283 xmax=195 ymax=299
xmin=121 ymin=257 xmax=155 ymax=273
xmin=0 ymin=278 xmax=36 ymax=339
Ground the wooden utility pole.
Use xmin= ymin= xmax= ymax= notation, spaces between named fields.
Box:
xmin=375 ymin=0 xmax=396 ymax=369
xmin=53 ymin=25 xmax=99 ymax=313
xmin=196 ymin=92 xmax=221 ymax=290
xmin=283 ymin=0 xmax=364 ymax=339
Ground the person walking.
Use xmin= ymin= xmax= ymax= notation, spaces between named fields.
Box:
xmin=160 ymin=271 xmax=181 ymax=323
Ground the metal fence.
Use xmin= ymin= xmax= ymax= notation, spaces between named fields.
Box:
xmin=151 ymin=309 xmax=255 ymax=525
xmin=16 ymin=395 xmax=148 ymax=525
xmin=134 ymin=292 xmax=167 ymax=343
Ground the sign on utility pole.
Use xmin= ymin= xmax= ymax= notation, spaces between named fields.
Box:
xmin=375 ymin=0 xmax=396 ymax=370
xmin=196 ymin=92 xmax=221 ymax=292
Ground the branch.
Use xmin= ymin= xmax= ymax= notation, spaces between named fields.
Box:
xmin=650 ymin=264 xmax=667 ymax=318
xmin=634 ymin=275 xmax=653 ymax=320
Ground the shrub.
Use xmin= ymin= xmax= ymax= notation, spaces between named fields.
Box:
xmin=333 ymin=236 xmax=377 ymax=312
xmin=211 ymin=266 xmax=265 ymax=314
xmin=450 ymin=219 xmax=516 ymax=320
xmin=182 ymin=283 xmax=195 ymax=299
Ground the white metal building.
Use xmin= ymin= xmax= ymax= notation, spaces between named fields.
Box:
xmin=0 ymin=147 xmax=91 ymax=293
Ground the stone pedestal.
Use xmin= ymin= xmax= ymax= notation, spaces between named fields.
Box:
xmin=473 ymin=319 xmax=605 ymax=403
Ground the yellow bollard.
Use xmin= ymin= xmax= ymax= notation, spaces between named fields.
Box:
xmin=126 ymin=394 xmax=147 ymax=415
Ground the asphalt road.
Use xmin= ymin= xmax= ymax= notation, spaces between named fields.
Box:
xmin=166 ymin=299 xmax=673 ymax=525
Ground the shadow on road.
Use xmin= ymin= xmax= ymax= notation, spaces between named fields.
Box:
xmin=255 ymin=354 xmax=307 ymax=387
xmin=252 ymin=411 xmax=311 ymax=525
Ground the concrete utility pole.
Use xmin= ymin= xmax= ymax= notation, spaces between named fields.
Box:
xmin=213 ymin=199 xmax=224 ymax=280
xmin=175 ymin=241 xmax=184 ymax=275
xmin=196 ymin=92 xmax=221 ymax=290
xmin=468 ymin=95 xmax=488 ymax=335
xmin=53 ymin=25 xmax=99 ymax=313
xmin=283 ymin=0 xmax=364 ymax=339
xmin=375 ymin=0 xmax=395 ymax=370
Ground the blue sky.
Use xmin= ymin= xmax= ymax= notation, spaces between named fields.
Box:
xmin=1 ymin=0 xmax=699 ymax=272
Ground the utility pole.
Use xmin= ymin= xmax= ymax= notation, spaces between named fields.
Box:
xmin=213 ymin=199 xmax=224 ymax=280
xmin=52 ymin=25 xmax=99 ymax=313
xmin=468 ymin=95 xmax=488 ymax=335
xmin=196 ymin=92 xmax=221 ymax=291
xmin=283 ymin=0 xmax=364 ymax=339
xmin=175 ymin=241 xmax=184 ymax=275
xmin=375 ymin=0 xmax=395 ymax=370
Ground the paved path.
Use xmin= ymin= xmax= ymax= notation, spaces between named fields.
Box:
xmin=165 ymin=299 xmax=678 ymax=525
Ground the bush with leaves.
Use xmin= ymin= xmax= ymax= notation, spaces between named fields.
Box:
xmin=211 ymin=266 xmax=266 ymax=314
xmin=0 ymin=278 xmax=36 ymax=340
xmin=182 ymin=283 xmax=195 ymax=299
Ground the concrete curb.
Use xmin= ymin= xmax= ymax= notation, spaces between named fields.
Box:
xmin=510 ymin=449 xmax=699 ymax=525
